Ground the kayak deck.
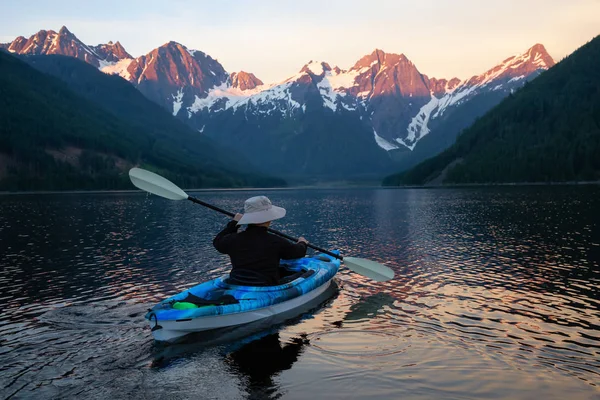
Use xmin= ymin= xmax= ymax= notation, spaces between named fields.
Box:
xmin=145 ymin=252 xmax=340 ymax=342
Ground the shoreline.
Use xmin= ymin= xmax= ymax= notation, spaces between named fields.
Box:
xmin=1 ymin=180 xmax=599 ymax=195
xmin=0 ymin=185 xmax=384 ymax=195
xmin=385 ymin=180 xmax=600 ymax=189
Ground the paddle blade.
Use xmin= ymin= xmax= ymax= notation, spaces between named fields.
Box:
xmin=129 ymin=168 xmax=188 ymax=200
xmin=343 ymin=257 xmax=395 ymax=282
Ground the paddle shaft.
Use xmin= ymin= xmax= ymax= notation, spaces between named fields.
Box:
xmin=187 ymin=195 xmax=343 ymax=261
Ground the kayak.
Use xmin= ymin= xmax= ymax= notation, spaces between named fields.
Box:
xmin=145 ymin=252 xmax=340 ymax=343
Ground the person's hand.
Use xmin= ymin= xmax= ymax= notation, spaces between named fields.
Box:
xmin=233 ymin=213 xmax=243 ymax=222
xmin=297 ymin=237 xmax=308 ymax=245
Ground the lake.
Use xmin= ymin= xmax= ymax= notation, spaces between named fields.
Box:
xmin=0 ymin=187 xmax=599 ymax=399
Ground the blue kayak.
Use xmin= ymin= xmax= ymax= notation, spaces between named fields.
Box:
xmin=145 ymin=252 xmax=340 ymax=343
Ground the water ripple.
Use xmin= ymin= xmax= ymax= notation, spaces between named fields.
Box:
xmin=0 ymin=188 xmax=599 ymax=399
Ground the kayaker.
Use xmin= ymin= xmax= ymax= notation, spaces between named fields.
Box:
xmin=213 ymin=195 xmax=308 ymax=286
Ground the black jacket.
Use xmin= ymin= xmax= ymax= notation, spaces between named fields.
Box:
xmin=213 ymin=221 xmax=307 ymax=285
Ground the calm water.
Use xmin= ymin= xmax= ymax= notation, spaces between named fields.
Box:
xmin=0 ymin=187 xmax=599 ymax=399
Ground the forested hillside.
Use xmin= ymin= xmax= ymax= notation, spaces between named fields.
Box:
xmin=0 ymin=52 xmax=285 ymax=190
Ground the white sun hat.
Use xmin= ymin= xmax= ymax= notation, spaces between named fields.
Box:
xmin=237 ymin=196 xmax=286 ymax=225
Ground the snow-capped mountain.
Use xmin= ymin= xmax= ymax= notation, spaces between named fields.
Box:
xmin=2 ymin=26 xmax=131 ymax=68
xmin=90 ymin=41 xmax=132 ymax=63
xmin=3 ymin=26 xmax=555 ymax=177
xmin=179 ymin=45 xmax=553 ymax=153
xmin=121 ymin=42 xmax=229 ymax=115
xmin=400 ymin=44 xmax=554 ymax=150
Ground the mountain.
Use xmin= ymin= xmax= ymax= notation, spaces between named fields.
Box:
xmin=90 ymin=40 xmax=132 ymax=62
xmin=123 ymin=42 xmax=229 ymax=115
xmin=3 ymin=27 xmax=555 ymax=179
xmin=0 ymin=51 xmax=285 ymax=190
xmin=230 ymin=71 xmax=263 ymax=90
xmin=185 ymin=60 xmax=394 ymax=178
xmin=382 ymin=36 xmax=600 ymax=186
xmin=179 ymin=46 xmax=553 ymax=177
xmin=22 ymin=54 xmax=278 ymax=177
xmin=2 ymin=26 xmax=131 ymax=68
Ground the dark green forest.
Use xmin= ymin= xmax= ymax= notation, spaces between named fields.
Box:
xmin=0 ymin=52 xmax=285 ymax=191
xmin=383 ymin=35 xmax=600 ymax=186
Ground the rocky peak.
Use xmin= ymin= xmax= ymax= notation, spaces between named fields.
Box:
xmin=3 ymin=26 xmax=108 ymax=67
xmin=465 ymin=43 xmax=556 ymax=88
xmin=109 ymin=41 xmax=130 ymax=57
xmin=427 ymin=77 xmax=461 ymax=96
xmin=230 ymin=71 xmax=263 ymax=90
xmin=351 ymin=49 xmax=384 ymax=70
xmin=350 ymin=49 xmax=412 ymax=71
xmin=91 ymin=40 xmax=132 ymax=62
xmin=58 ymin=25 xmax=73 ymax=36
xmin=3 ymin=26 xmax=134 ymax=68
xmin=125 ymin=41 xmax=229 ymax=111
xmin=346 ymin=48 xmax=429 ymax=100
xmin=525 ymin=43 xmax=555 ymax=69
xmin=300 ymin=61 xmax=332 ymax=76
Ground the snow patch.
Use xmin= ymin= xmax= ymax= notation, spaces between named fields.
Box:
xmin=374 ymin=130 xmax=399 ymax=151
xmin=327 ymin=69 xmax=359 ymax=89
xmin=198 ymin=125 xmax=205 ymax=133
xmin=314 ymin=69 xmax=361 ymax=111
xmin=316 ymin=75 xmax=337 ymax=111
xmin=395 ymin=137 xmax=415 ymax=151
xmin=100 ymin=58 xmax=133 ymax=81
xmin=508 ymin=75 xmax=525 ymax=83
xmin=306 ymin=61 xmax=325 ymax=75
xmin=432 ymin=85 xmax=478 ymax=119
xmin=188 ymin=80 xmax=300 ymax=116
xmin=406 ymin=94 xmax=439 ymax=144
xmin=172 ymin=88 xmax=184 ymax=116
xmin=97 ymin=59 xmax=114 ymax=69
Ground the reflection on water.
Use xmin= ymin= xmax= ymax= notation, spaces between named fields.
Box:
xmin=227 ymin=333 xmax=309 ymax=400
xmin=0 ymin=187 xmax=599 ymax=399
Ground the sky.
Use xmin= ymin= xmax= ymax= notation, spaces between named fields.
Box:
xmin=1 ymin=0 xmax=599 ymax=83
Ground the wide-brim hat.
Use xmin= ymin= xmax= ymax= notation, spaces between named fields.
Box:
xmin=237 ymin=195 xmax=286 ymax=225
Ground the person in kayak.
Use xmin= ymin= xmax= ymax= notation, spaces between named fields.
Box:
xmin=213 ymin=195 xmax=308 ymax=286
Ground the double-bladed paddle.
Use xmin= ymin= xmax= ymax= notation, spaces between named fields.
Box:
xmin=128 ymin=168 xmax=394 ymax=282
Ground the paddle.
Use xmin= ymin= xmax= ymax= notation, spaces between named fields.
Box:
xmin=129 ymin=168 xmax=394 ymax=282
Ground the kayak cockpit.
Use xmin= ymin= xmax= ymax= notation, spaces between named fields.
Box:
xmin=144 ymin=253 xmax=340 ymax=343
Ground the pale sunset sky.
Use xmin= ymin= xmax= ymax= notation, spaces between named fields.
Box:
xmin=1 ymin=0 xmax=599 ymax=83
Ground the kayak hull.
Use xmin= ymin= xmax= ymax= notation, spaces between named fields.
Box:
xmin=151 ymin=279 xmax=334 ymax=342
xmin=146 ymin=252 xmax=340 ymax=343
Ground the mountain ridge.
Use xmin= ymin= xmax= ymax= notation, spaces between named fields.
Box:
xmin=382 ymin=36 xmax=600 ymax=185
xmin=0 ymin=51 xmax=285 ymax=190
xmin=3 ymin=26 xmax=556 ymax=178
